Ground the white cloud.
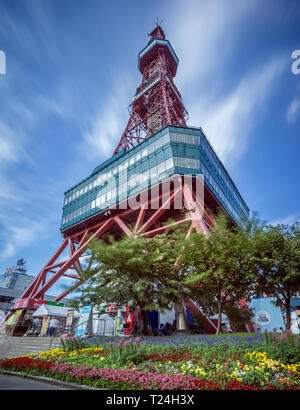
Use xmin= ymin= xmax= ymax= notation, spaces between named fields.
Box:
xmin=167 ymin=0 xmax=286 ymax=165
xmin=0 ymin=121 xmax=20 ymax=163
xmin=286 ymin=97 xmax=300 ymax=125
xmin=189 ymin=57 xmax=286 ymax=164
xmin=269 ymin=213 xmax=300 ymax=226
xmin=0 ymin=242 xmax=15 ymax=261
xmin=0 ymin=174 xmax=19 ymax=201
xmin=39 ymin=95 xmax=67 ymax=118
xmin=78 ymin=0 xmax=283 ymax=166
xmin=0 ymin=216 xmax=49 ymax=263
xmin=168 ymin=0 xmax=257 ymax=92
xmin=0 ymin=116 xmax=60 ymax=263
xmin=81 ymin=72 xmax=135 ymax=158
xmin=0 ymin=120 xmax=27 ymax=201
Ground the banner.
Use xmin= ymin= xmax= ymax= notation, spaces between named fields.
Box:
xmin=75 ymin=305 xmax=92 ymax=337
xmin=124 ymin=306 xmax=134 ymax=335
xmin=250 ymin=297 xmax=285 ymax=332
xmin=65 ymin=310 xmax=74 ymax=332
xmin=5 ymin=310 xmax=22 ymax=326
xmin=40 ymin=316 xmax=50 ymax=336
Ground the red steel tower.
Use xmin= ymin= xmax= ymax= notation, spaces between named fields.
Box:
xmin=114 ymin=25 xmax=188 ymax=153
xmin=9 ymin=26 xmax=251 ymax=335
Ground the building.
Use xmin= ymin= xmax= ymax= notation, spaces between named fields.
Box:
xmin=61 ymin=125 xmax=248 ymax=232
xmin=0 ymin=267 xmax=73 ymax=315
xmin=0 ymin=265 xmax=35 ymax=314
xmin=0 ymin=269 xmax=35 ymax=291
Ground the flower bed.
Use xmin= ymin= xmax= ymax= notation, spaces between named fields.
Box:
xmin=1 ymin=332 xmax=300 ymax=390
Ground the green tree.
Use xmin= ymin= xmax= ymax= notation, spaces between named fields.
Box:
xmin=252 ymin=222 xmax=300 ymax=330
xmin=79 ymin=229 xmax=190 ymax=335
xmin=181 ymin=212 xmax=256 ymax=334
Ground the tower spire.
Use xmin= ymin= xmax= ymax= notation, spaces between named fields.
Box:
xmin=149 ymin=24 xmax=165 ymax=40
xmin=114 ymin=26 xmax=188 ymax=155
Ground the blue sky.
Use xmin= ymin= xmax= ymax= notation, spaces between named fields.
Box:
xmin=0 ymin=0 xmax=299 ymax=297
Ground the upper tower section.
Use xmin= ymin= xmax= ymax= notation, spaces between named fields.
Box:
xmin=138 ymin=25 xmax=179 ymax=78
xmin=114 ymin=25 xmax=188 ymax=155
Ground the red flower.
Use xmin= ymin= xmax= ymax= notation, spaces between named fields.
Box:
xmin=1 ymin=357 xmax=53 ymax=371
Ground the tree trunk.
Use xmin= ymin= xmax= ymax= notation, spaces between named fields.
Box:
xmin=216 ymin=298 xmax=223 ymax=335
xmin=285 ymin=298 xmax=291 ymax=330
xmin=140 ymin=307 xmax=152 ymax=336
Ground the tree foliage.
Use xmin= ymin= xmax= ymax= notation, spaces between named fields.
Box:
xmin=80 ymin=228 xmax=191 ymax=334
xmin=70 ymin=211 xmax=299 ymax=335
xmin=251 ymin=222 xmax=300 ymax=329
xmin=181 ymin=212 xmax=257 ymax=334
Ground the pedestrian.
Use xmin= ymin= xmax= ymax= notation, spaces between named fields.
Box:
xmin=132 ymin=320 xmax=141 ymax=336
xmin=158 ymin=323 xmax=167 ymax=336
xmin=31 ymin=317 xmax=42 ymax=336
xmin=47 ymin=317 xmax=59 ymax=337
xmin=171 ymin=320 xmax=177 ymax=332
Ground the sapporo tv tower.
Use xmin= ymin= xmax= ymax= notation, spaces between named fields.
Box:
xmin=12 ymin=26 xmax=250 ymax=333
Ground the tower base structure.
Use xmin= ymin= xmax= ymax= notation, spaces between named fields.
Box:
xmin=10 ymin=175 xmax=255 ymax=336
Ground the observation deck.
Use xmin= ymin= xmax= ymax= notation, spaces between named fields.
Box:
xmin=60 ymin=125 xmax=249 ymax=235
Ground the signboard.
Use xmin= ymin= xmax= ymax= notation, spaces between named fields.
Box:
xmin=98 ymin=303 xmax=118 ymax=313
xmin=65 ymin=310 xmax=74 ymax=332
xmin=14 ymin=299 xmax=64 ymax=309
xmin=75 ymin=305 xmax=92 ymax=337
xmin=98 ymin=304 xmax=107 ymax=313
xmin=250 ymin=297 xmax=286 ymax=332
xmin=47 ymin=301 xmax=64 ymax=307
xmin=14 ymin=298 xmax=46 ymax=309
xmin=107 ymin=304 xmax=118 ymax=313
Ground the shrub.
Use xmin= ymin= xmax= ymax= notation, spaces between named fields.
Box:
xmin=61 ymin=336 xmax=92 ymax=352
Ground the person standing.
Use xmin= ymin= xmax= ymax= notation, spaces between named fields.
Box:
xmin=48 ymin=317 xmax=59 ymax=337
xmin=31 ymin=317 xmax=42 ymax=336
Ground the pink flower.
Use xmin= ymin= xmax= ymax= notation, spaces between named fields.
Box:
xmin=279 ymin=334 xmax=287 ymax=340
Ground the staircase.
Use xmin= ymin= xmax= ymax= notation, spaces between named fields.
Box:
xmin=0 ymin=336 xmax=62 ymax=360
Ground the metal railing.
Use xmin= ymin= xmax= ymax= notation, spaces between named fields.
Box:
xmin=63 ymin=317 xmax=115 ymax=338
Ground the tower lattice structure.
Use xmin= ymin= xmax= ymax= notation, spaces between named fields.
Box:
xmin=114 ymin=26 xmax=188 ymax=154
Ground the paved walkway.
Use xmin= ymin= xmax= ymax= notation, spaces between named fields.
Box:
xmin=0 ymin=374 xmax=76 ymax=390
